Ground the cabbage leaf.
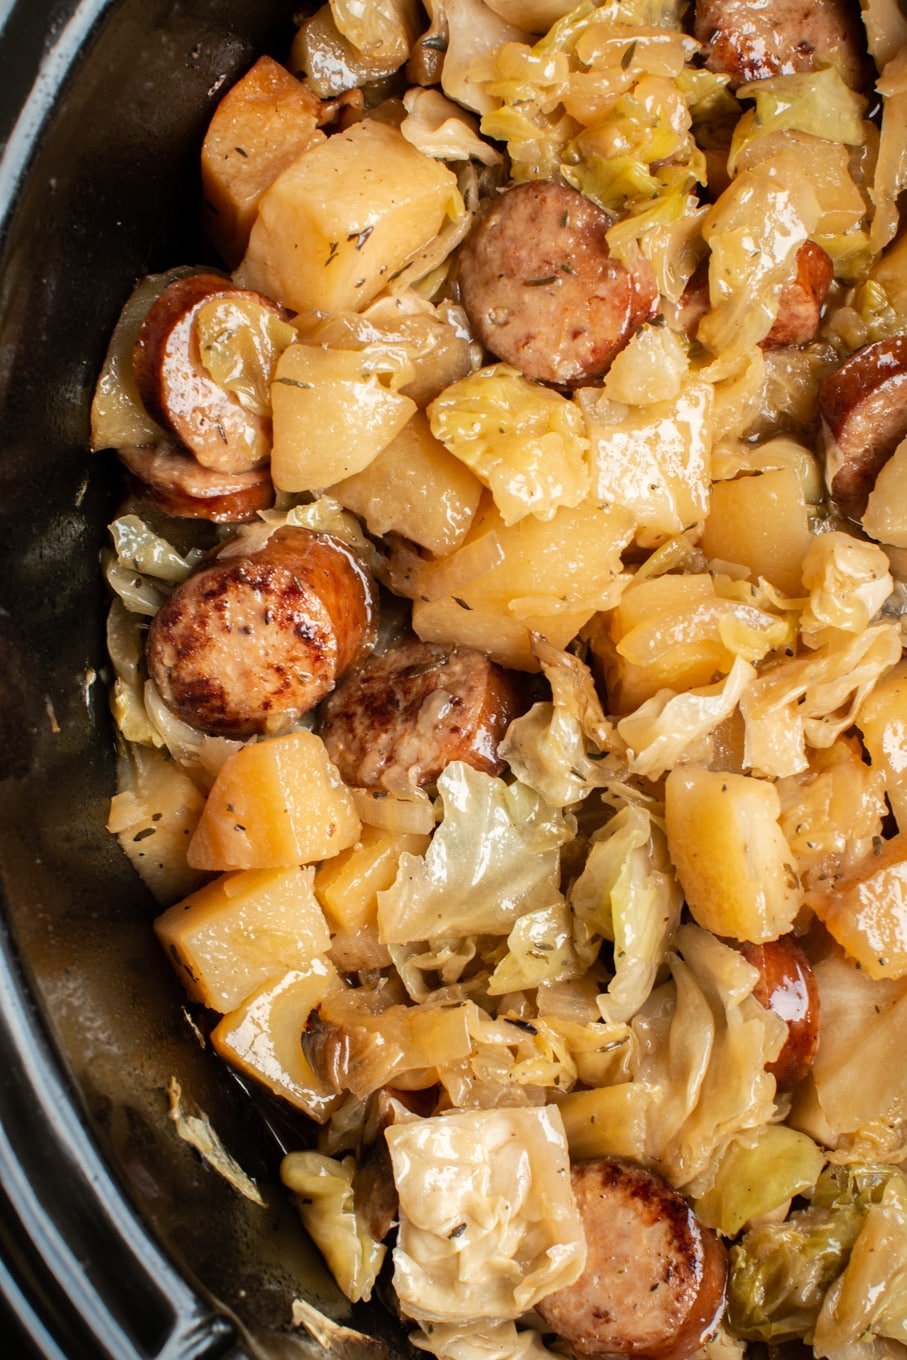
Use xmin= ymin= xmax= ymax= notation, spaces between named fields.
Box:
xmin=281 ymin=1150 xmax=386 ymax=1303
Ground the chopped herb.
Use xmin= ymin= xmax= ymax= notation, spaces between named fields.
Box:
xmin=273 ymin=377 xmax=313 ymax=389
xmin=234 ymin=823 xmax=246 ymax=833
xmin=560 ymin=210 xmax=569 ymax=227
xmin=508 ymin=1019 xmax=538 ymax=1035
xmin=326 ymin=240 xmax=340 ymax=264
xmin=873 ymin=835 xmax=884 ymax=855
xmin=524 ymin=274 xmax=559 ymax=287
xmin=453 ymin=597 xmax=472 ymax=610
xmin=621 ymin=41 xmax=637 ymax=68
xmin=560 ymin=262 xmax=575 ymax=274
xmin=214 ymin=421 xmax=227 ymax=444
xmin=133 ymin=827 xmax=155 ymax=842
xmin=448 ymin=1223 xmax=467 ymax=1239
xmin=233 ymin=145 xmax=249 ymax=158
xmin=421 ymin=34 xmax=448 ymax=52
xmin=349 ymin=226 xmax=373 ymax=251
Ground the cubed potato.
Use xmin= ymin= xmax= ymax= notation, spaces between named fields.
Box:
xmin=412 ymin=595 xmax=593 ymax=671
xmin=212 ymin=962 xmax=341 ymax=1120
xmin=331 ymin=412 xmax=483 ymax=555
xmin=701 ymin=468 xmax=814 ymax=597
xmin=314 ymin=825 xmax=431 ymax=934
xmin=187 ymin=731 xmax=360 ymax=871
xmin=665 ymin=765 xmax=802 ymax=942
xmin=557 ymin=1084 xmax=650 ymax=1162
xmin=237 ymin=119 xmax=462 ymax=313
xmin=808 ymin=835 xmax=907 ymax=980
xmin=270 ymin=344 xmax=416 ymax=491
xmin=201 ymin=56 xmax=326 ymax=267
xmin=155 ymin=866 xmax=331 ymax=1013
xmin=858 ymin=659 xmax=907 ymax=832
xmin=863 ymin=438 xmax=907 ymax=548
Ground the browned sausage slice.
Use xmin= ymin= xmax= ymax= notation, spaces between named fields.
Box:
xmin=457 ymin=181 xmax=657 ymax=386
xmin=133 ymin=273 xmax=282 ymax=474
xmin=738 ymin=935 xmax=820 ymax=1091
xmin=319 ymin=639 xmax=522 ymax=790
xmin=118 ymin=444 xmax=274 ymax=522
xmin=146 ymin=525 xmax=377 ymax=736
xmin=693 ymin=0 xmax=868 ymax=89
xmin=536 ymin=1158 xmax=727 ymax=1360
xmin=762 ymin=240 xmax=834 ymax=349
xmin=820 ymin=335 xmax=907 ymax=518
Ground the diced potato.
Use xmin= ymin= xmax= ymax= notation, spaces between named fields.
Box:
xmin=212 ymin=962 xmax=341 ymax=1120
xmin=808 ymin=835 xmax=907 ymax=980
xmin=578 ymin=382 xmax=712 ymax=548
xmin=857 ymin=659 xmax=907 ymax=832
xmin=863 ymin=438 xmax=907 ymax=548
xmin=201 ymin=56 xmax=326 ymax=267
xmin=701 ymin=468 xmax=814 ymax=597
xmin=331 ymin=411 xmax=482 ymax=555
xmin=155 ymin=866 xmax=331 ymax=1013
xmin=237 ymin=120 xmax=462 ymax=313
xmin=270 ymin=344 xmax=416 ymax=492
xmin=187 ymin=732 xmax=360 ymax=871
xmin=412 ymin=596 xmax=548 ymax=671
xmin=316 ymin=823 xmax=429 ymax=972
xmin=776 ymin=737 xmax=887 ymax=888
xmin=557 ymin=1084 xmax=650 ymax=1162
xmin=665 ymin=765 xmax=802 ymax=942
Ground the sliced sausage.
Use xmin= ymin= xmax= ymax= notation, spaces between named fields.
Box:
xmin=456 ymin=181 xmax=658 ymax=386
xmin=739 ymin=935 xmax=820 ymax=1091
xmin=118 ymin=444 xmax=274 ymax=523
xmin=133 ymin=273 xmax=283 ymax=474
xmin=536 ymin=1158 xmax=727 ymax=1360
xmin=762 ymin=241 xmax=834 ymax=349
xmin=820 ymin=334 xmax=907 ymax=518
xmin=146 ymin=525 xmax=377 ymax=737
xmin=319 ymin=639 xmax=521 ymax=790
xmin=693 ymin=0 xmax=868 ymax=90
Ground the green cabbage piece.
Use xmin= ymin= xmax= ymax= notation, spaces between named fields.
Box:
xmin=728 ymin=1163 xmax=903 ymax=1342
xmin=732 ymin=67 xmax=867 ymax=161
xmin=695 ymin=1125 xmax=826 ymax=1237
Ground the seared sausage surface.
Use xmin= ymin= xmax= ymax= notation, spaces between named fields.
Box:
xmin=146 ymin=526 xmax=377 ymax=736
xmin=738 ymin=935 xmax=820 ymax=1091
xmin=319 ymin=639 xmax=521 ymax=790
xmin=118 ymin=444 xmax=274 ymax=522
xmin=820 ymin=335 xmax=907 ymax=518
xmin=536 ymin=1158 xmax=727 ymax=1360
xmin=694 ymin=0 xmax=868 ymax=89
xmin=457 ymin=181 xmax=657 ymax=386
xmin=762 ymin=241 xmax=834 ymax=349
xmin=133 ymin=273 xmax=281 ymax=474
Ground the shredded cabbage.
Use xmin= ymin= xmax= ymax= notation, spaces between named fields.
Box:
xmin=281 ymin=1150 xmax=386 ymax=1303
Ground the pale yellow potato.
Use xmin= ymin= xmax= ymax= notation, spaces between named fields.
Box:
xmin=331 ymin=412 xmax=482 ymax=555
xmin=701 ymin=468 xmax=814 ymax=597
xmin=155 ymin=866 xmax=331 ymax=1013
xmin=237 ymin=119 xmax=462 ymax=313
xmin=271 ymin=344 xmax=416 ymax=492
xmin=412 ymin=596 xmax=545 ymax=670
xmin=857 ymin=659 xmax=907 ymax=832
xmin=212 ymin=962 xmax=341 ymax=1120
xmin=665 ymin=766 xmax=802 ymax=942
xmin=808 ymin=834 xmax=907 ymax=980
xmin=316 ymin=825 xmax=429 ymax=973
xmin=863 ymin=438 xmax=907 ymax=548
xmin=201 ymin=56 xmax=325 ymax=267
xmin=187 ymin=731 xmax=360 ymax=871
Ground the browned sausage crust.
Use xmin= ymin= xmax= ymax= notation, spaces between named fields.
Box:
xmin=457 ymin=181 xmax=657 ymax=387
xmin=319 ymin=639 xmax=522 ymax=790
xmin=536 ymin=1159 xmax=727 ymax=1360
xmin=762 ymin=241 xmax=834 ymax=349
xmin=146 ymin=525 xmax=377 ymax=737
xmin=738 ymin=935 xmax=820 ymax=1091
xmin=693 ymin=0 xmax=868 ymax=90
xmin=133 ymin=273 xmax=282 ymax=474
xmin=118 ymin=444 xmax=274 ymax=522
xmin=820 ymin=334 xmax=907 ymax=518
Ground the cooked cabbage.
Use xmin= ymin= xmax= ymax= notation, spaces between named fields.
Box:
xmin=695 ymin=1124 xmax=826 ymax=1236
xmin=377 ymin=763 xmax=573 ymax=943
xmin=569 ymin=804 xmax=682 ymax=1022
xmin=410 ymin=1320 xmax=559 ymax=1360
xmin=107 ymin=742 xmax=207 ymax=902
xmin=439 ymin=0 xmax=532 ymax=114
xmin=800 ymin=533 xmax=893 ymax=644
xmin=814 ymin=1171 xmax=907 ymax=1350
xmin=731 ymin=67 xmax=867 ymax=166
xmin=281 ymin=1150 xmax=386 ymax=1303
xmin=385 ymin=1105 xmax=585 ymax=1323
xmin=401 ymin=87 xmax=504 ymax=164
xmin=487 ymin=900 xmax=589 ymax=995
xmin=870 ymin=49 xmax=907 ymax=253
xmin=329 ymin=0 xmax=418 ymax=64
xmin=428 ymin=365 xmax=590 ymax=525
xmin=196 ymin=297 xmax=296 ymax=416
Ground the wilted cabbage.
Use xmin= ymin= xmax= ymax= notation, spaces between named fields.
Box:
xmin=107 ymin=742 xmax=207 ymax=903
xmin=385 ymin=1105 xmax=585 ymax=1322
xmin=695 ymin=1124 xmax=826 ymax=1236
xmin=377 ymin=762 xmax=573 ymax=943
xmin=487 ymin=900 xmax=590 ymax=994
xmin=569 ymin=803 xmax=682 ymax=1022
xmin=428 ymin=365 xmax=590 ymax=525
xmin=281 ymin=1150 xmax=386 ymax=1303
xmin=410 ymin=1319 xmax=560 ymax=1360
xmin=329 ymin=0 xmax=419 ymax=66
xmin=731 ymin=67 xmax=867 ymax=166
xmin=870 ymin=49 xmax=907 ymax=253
xmin=800 ymin=533 xmax=893 ymax=644
xmin=401 ymin=87 xmax=504 ymax=164
xmin=105 ymin=514 xmax=204 ymax=616
xmin=814 ymin=1170 xmax=907 ymax=1350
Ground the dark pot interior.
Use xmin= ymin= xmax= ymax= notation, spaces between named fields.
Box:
xmin=0 ymin=3 xmax=407 ymax=1356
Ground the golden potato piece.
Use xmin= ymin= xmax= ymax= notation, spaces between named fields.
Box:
xmin=702 ymin=468 xmax=814 ymax=597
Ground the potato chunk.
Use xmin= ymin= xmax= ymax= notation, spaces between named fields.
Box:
xmin=187 ymin=731 xmax=360 ymax=871
xmin=155 ymin=866 xmax=331 ymax=1012
xmin=665 ymin=766 xmax=802 ymax=942
xmin=201 ymin=56 xmax=325 ymax=267
xmin=701 ymin=468 xmax=813 ymax=597
xmin=315 ymin=824 xmax=430 ymax=971
xmin=237 ymin=119 xmax=462 ymax=313
xmin=212 ymin=962 xmax=341 ymax=1120
xmin=808 ymin=835 xmax=907 ymax=980
xmin=857 ymin=659 xmax=907 ymax=832
xmin=270 ymin=344 xmax=416 ymax=491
